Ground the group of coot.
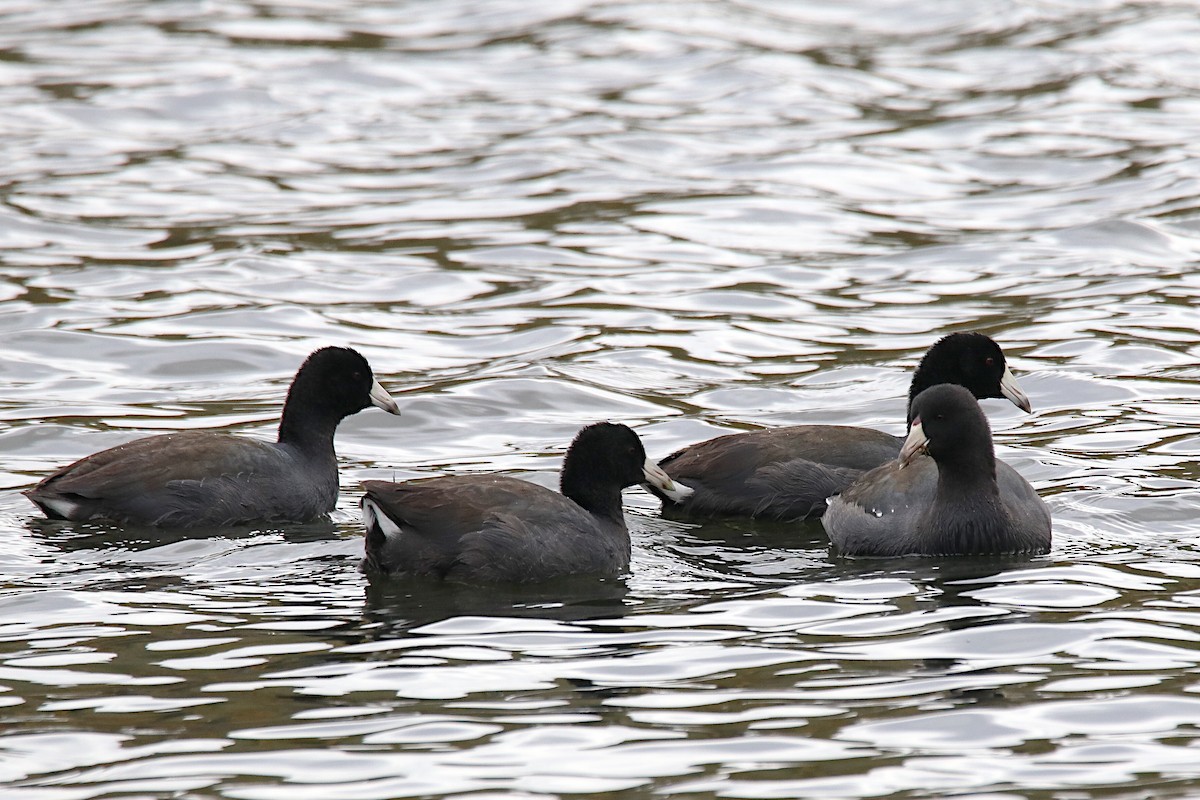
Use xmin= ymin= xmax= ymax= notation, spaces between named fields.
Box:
xmin=23 ymin=333 xmax=1051 ymax=583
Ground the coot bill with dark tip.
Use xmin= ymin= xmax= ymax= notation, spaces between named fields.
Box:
xmin=360 ymin=422 xmax=691 ymax=583
xmin=650 ymin=332 xmax=1031 ymax=521
xmin=822 ymin=383 xmax=1051 ymax=557
xmin=24 ymin=346 xmax=400 ymax=528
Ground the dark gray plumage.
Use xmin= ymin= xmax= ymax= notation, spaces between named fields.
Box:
xmin=24 ymin=346 xmax=400 ymax=528
xmin=822 ymin=383 xmax=1051 ymax=557
xmin=360 ymin=422 xmax=690 ymax=584
xmin=651 ymin=332 xmax=1032 ymax=521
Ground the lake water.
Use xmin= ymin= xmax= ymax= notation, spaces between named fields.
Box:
xmin=3 ymin=0 xmax=1200 ymax=797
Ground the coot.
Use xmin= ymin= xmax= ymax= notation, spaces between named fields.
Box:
xmin=360 ymin=422 xmax=691 ymax=583
xmin=651 ymin=332 xmax=1031 ymax=520
xmin=822 ymin=383 xmax=1051 ymax=556
xmin=25 ymin=346 xmax=400 ymax=528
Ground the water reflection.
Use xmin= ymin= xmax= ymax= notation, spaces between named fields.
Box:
xmin=24 ymin=517 xmax=343 ymax=553
xmin=359 ymin=575 xmax=633 ymax=639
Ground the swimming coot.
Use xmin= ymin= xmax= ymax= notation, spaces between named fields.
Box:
xmin=822 ymin=383 xmax=1051 ymax=557
xmin=24 ymin=346 xmax=400 ymax=528
xmin=651 ymin=332 xmax=1031 ymax=520
xmin=360 ymin=422 xmax=691 ymax=583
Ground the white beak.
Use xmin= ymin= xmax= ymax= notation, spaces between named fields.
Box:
xmin=999 ymin=365 xmax=1032 ymax=413
xmin=369 ymin=380 xmax=401 ymax=415
xmin=897 ymin=418 xmax=929 ymax=468
xmin=641 ymin=458 xmax=693 ymax=501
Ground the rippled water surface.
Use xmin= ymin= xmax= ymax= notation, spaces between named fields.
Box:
xmin=3 ymin=0 xmax=1200 ymax=797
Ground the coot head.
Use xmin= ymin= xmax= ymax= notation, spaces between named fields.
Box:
xmin=561 ymin=422 xmax=689 ymax=511
xmin=909 ymin=332 xmax=1030 ymax=423
xmin=899 ymin=383 xmax=996 ymax=473
xmin=279 ymin=346 xmax=399 ymax=442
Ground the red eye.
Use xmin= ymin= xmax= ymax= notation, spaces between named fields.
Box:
xmin=984 ymin=357 xmax=995 ymax=367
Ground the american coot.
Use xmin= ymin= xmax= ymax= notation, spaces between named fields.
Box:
xmin=650 ymin=332 xmax=1032 ymax=520
xmin=24 ymin=346 xmax=400 ymax=528
xmin=360 ymin=422 xmax=692 ymax=583
xmin=822 ymin=383 xmax=1051 ymax=557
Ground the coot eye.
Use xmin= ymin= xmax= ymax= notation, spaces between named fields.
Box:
xmin=984 ymin=357 xmax=995 ymax=367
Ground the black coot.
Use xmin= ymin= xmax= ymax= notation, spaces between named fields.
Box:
xmin=652 ymin=332 xmax=1031 ymax=520
xmin=360 ymin=422 xmax=691 ymax=583
xmin=24 ymin=346 xmax=400 ymax=528
xmin=822 ymin=383 xmax=1051 ymax=556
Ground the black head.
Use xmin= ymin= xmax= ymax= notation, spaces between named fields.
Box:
xmin=558 ymin=422 xmax=652 ymax=521
xmin=278 ymin=347 xmax=398 ymax=444
xmin=560 ymin=422 xmax=649 ymax=493
xmin=907 ymin=332 xmax=1030 ymax=424
xmin=900 ymin=383 xmax=995 ymax=470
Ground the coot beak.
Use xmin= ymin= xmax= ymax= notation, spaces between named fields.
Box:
xmin=1000 ymin=366 xmax=1032 ymax=413
xmin=898 ymin=418 xmax=929 ymax=468
xmin=369 ymin=380 xmax=401 ymax=415
xmin=642 ymin=458 xmax=693 ymax=501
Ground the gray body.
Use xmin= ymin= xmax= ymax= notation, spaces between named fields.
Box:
xmin=822 ymin=384 xmax=1051 ymax=557
xmin=361 ymin=475 xmax=631 ymax=583
xmin=822 ymin=455 xmax=1051 ymax=556
xmin=652 ymin=425 xmax=900 ymax=520
xmin=23 ymin=346 xmax=399 ymax=529
xmin=359 ymin=422 xmax=681 ymax=585
xmin=26 ymin=432 xmax=339 ymax=528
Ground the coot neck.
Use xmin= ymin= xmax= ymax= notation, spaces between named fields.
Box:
xmin=276 ymin=395 xmax=342 ymax=458
xmin=906 ymin=369 xmax=943 ymax=428
xmin=561 ymin=468 xmax=626 ymax=524
xmin=926 ymin=450 xmax=1009 ymax=554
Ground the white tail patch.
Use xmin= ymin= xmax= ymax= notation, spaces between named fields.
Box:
xmin=361 ymin=497 xmax=404 ymax=541
xmin=40 ymin=497 xmax=85 ymax=520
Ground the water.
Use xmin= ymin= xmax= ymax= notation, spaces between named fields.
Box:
xmin=2 ymin=0 xmax=1200 ymax=796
